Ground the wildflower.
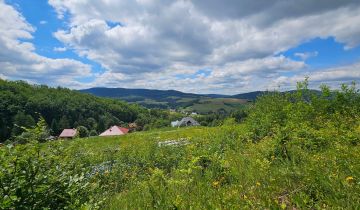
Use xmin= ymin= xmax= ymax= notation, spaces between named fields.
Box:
xmin=346 ymin=176 xmax=355 ymax=183
xmin=212 ymin=181 xmax=220 ymax=188
xmin=256 ymin=182 xmax=261 ymax=186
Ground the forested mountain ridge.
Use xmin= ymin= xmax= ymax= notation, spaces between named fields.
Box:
xmin=80 ymin=87 xmax=320 ymax=111
xmin=0 ymin=79 xmax=174 ymax=142
xmin=79 ymin=87 xmax=259 ymax=110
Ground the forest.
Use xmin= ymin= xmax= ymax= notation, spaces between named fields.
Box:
xmin=0 ymin=79 xmax=243 ymax=143
xmin=0 ymin=79 xmax=184 ymax=142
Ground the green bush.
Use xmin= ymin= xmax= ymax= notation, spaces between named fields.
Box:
xmin=77 ymin=126 xmax=89 ymax=138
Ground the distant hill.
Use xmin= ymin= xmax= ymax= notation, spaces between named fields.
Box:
xmin=79 ymin=87 xmax=255 ymax=112
xmin=79 ymin=87 xmax=203 ymax=100
xmin=79 ymin=87 xmax=322 ymax=112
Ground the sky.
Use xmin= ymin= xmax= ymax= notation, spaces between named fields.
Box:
xmin=0 ymin=0 xmax=360 ymax=94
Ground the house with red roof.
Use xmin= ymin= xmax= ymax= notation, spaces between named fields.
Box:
xmin=99 ymin=126 xmax=129 ymax=137
xmin=59 ymin=128 xmax=78 ymax=139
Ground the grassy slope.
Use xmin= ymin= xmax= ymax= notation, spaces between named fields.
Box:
xmin=62 ymin=125 xmax=359 ymax=209
xmin=183 ymin=98 xmax=248 ymax=114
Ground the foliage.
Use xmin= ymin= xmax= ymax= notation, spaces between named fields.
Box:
xmin=80 ymin=87 xmax=250 ymax=111
xmin=11 ymin=116 xmax=50 ymax=144
xmin=77 ymin=126 xmax=89 ymax=138
xmin=0 ymin=79 xmax=180 ymax=142
xmin=1 ymin=80 xmax=359 ymax=209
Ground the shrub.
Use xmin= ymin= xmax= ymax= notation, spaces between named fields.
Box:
xmin=77 ymin=126 xmax=89 ymax=138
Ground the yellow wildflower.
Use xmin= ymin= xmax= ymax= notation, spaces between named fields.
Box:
xmin=256 ymin=182 xmax=261 ymax=186
xmin=346 ymin=176 xmax=355 ymax=183
xmin=212 ymin=181 xmax=220 ymax=188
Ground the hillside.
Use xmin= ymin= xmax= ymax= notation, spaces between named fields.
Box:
xmin=1 ymin=82 xmax=359 ymax=209
xmin=80 ymin=87 xmax=254 ymax=112
xmin=0 ymin=79 xmax=182 ymax=142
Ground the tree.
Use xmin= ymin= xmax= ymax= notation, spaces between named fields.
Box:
xmin=58 ymin=115 xmax=70 ymax=130
xmin=77 ymin=126 xmax=89 ymax=138
xmin=86 ymin=117 xmax=97 ymax=130
xmin=89 ymin=130 xmax=98 ymax=137
xmin=11 ymin=111 xmax=35 ymax=136
xmin=13 ymin=116 xmax=49 ymax=143
xmin=50 ymin=119 xmax=59 ymax=136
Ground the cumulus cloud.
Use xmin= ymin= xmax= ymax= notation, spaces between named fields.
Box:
xmin=272 ymin=62 xmax=360 ymax=90
xmin=2 ymin=0 xmax=360 ymax=93
xmin=0 ymin=1 xmax=92 ymax=87
xmin=46 ymin=0 xmax=360 ymax=93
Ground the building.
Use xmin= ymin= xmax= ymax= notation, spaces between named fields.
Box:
xmin=171 ymin=120 xmax=180 ymax=127
xmin=59 ymin=128 xmax=77 ymax=139
xmin=173 ymin=117 xmax=200 ymax=127
xmin=99 ymin=126 xmax=129 ymax=137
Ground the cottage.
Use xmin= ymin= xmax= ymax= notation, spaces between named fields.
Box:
xmin=176 ymin=117 xmax=200 ymax=127
xmin=59 ymin=128 xmax=77 ymax=139
xmin=99 ymin=126 xmax=129 ymax=137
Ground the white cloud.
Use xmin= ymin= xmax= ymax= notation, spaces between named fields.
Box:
xmin=84 ymin=55 xmax=306 ymax=94
xmin=272 ymin=62 xmax=360 ymax=90
xmin=1 ymin=0 xmax=360 ymax=93
xmin=0 ymin=73 xmax=7 ymax=80
xmin=53 ymin=46 xmax=67 ymax=52
xmin=39 ymin=20 xmax=47 ymax=25
xmin=0 ymin=1 xmax=92 ymax=87
xmin=294 ymin=51 xmax=319 ymax=60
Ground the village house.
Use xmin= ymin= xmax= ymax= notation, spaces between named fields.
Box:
xmin=59 ymin=128 xmax=78 ymax=139
xmin=171 ymin=117 xmax=200 ymax=127
xmin=99 ymin=126 xmax=129 ymax=137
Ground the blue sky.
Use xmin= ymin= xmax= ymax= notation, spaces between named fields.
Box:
xmin=0 ymin=0 xmax=360 ymax=94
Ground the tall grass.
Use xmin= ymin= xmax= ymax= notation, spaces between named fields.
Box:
xmin=1 ymin=81 xmax=359 ymax=209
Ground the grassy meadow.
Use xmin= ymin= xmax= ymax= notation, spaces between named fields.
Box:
xmin=1 ymin=81 xmax=360 ymax=209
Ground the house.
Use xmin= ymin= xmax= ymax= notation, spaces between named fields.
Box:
xmin=177 ymin=117 xmax=200 ymax=127
xmin=59 ymin=128 xmax=77 ymax=139
xmin=171 ymin=120 xmax=180 ymax=127
xmin=99 ymin=126 xmax=129 ymax=137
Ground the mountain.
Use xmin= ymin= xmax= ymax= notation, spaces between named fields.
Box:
xmin=79 ymin=87 xmax=254 ymax=112
xmin=79 ymin=87 xmax=205 ymax=100
xmin=231 ymin=91 xmax=269 ymax=101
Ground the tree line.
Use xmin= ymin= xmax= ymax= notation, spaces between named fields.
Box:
xmin=0 ymin=79 xmax=183 ymax=142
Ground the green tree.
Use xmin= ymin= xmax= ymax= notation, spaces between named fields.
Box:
xmin=58 ymin=115 xmax=70 ymax=130
xmin=11 ymin=111 xmax=35 ymax=136
xmin=89 ymin=130 xmax=98 ymax=136
xmin=50 ymin=119 xmax=59 ymax=135
xmin=77 ymin=126 xmax=89 ymax=138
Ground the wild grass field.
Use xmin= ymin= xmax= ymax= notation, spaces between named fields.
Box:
xmin=1 ymin=81 xmax=359 ymax=209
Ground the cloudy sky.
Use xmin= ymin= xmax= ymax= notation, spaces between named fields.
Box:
xmin=1 ymin=0 xmax=360 ymax=94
